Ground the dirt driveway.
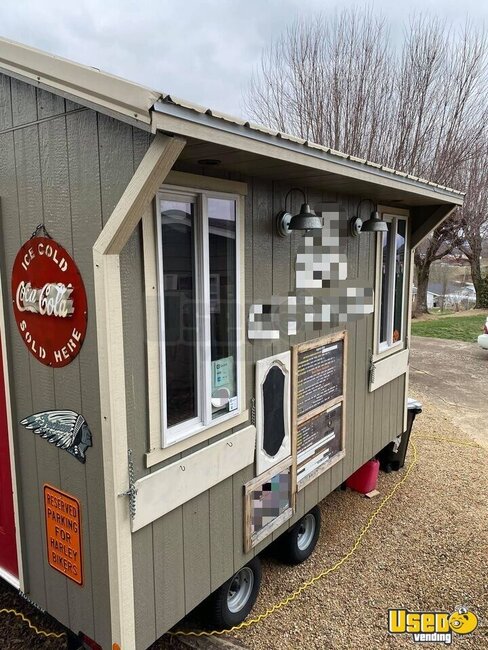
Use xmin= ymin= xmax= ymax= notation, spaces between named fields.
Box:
xmin=410 ymin=336 xmax=487 ymax=448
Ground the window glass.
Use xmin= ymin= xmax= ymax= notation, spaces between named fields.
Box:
xmin=161 ymin=200 xmax=198 ymax=428
xmin=378 ymin=217 xmax=407 ymax=352
xmin=158 ymin=191 xmax=242 ymax=447
xmin=393 ymin=220 xmax=406 ymax=342
xmin=208 ymin=198 xmax=238 ymax=418
xmin=380 ymin=224 xmax=392 ymax=345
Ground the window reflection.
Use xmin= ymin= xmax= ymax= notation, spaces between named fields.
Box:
xmin=208 ymin=198 xmax=238 ymax=419
xmin=161 ymin=201 xmax=198 ymax=427
xmin=393 ymin=221 xmax=406 ymax=341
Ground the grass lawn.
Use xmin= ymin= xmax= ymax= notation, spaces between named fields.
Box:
xmin=411 ymin=312 xmax=486 ymax=342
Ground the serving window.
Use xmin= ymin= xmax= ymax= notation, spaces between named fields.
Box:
xmin=155 ymin=186 xmax=244 ymax=448
xmin=374 ymin=210 xmax=409 ymax=358
xmin=369 ymin=207 xmax=410 ymax=392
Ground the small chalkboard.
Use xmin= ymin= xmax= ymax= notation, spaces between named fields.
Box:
xmin=292 ymin=332 xmax=347 ymax=490
xmin=296 ymin=340 xmax=343 ymax=418
xmin=263 ymin=365 xmax=286 ymax=456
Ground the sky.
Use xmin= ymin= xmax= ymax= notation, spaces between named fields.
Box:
xmin=1 ymin=0 xmax=487 ymax=119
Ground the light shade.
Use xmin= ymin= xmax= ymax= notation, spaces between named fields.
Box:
xmin=288 ymin=203 xmax=323 ymax=232
xmin=361 ymin=210 xmax=388 ymax=233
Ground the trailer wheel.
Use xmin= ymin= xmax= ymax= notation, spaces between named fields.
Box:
xmin=209 ymin=557 xmax=262 ymax=629
xmin=276 ymin=506 xmax=321 ymax=564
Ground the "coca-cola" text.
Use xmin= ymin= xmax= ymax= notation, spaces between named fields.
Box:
xmin=15 ymin=281 xmax=74 ymax=318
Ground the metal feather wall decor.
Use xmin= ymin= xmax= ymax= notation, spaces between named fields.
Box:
xmin=20 ymin=410 xmax=93 ymax=463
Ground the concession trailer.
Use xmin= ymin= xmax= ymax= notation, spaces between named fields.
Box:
xmin=0 ymin=37 xmax=463 ymax=650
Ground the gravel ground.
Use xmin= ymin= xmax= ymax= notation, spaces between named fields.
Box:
xmin=1 ymin=390 xmax=486 ymax=649
xmin=225 ymin=390 xmax=488 ymax=650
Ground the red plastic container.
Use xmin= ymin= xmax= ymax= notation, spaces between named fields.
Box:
xmin=346 ymin=459 xmax=380 ymax=494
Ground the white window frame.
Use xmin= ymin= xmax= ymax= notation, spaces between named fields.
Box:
xmin=156 ymin=186 xmax=243 ymax=448
xmin=374 ymin=209 xmax=409 ymax=360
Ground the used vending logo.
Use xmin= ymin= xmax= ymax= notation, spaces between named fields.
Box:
xmin=388 ymin=607 xmax=478 ymax=644
xmin=11 ymin=236 xmax=88 ymax=367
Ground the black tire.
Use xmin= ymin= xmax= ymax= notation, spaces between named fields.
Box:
xmin=208 ymin=557 xmax=262 ymax=629
xmin=275 ymin=506 xmax=321 ymax=565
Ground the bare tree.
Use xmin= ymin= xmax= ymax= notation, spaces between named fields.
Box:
xmin=245 ymin=11 xmax=488 ymax=314
xmin=457 ymin=146 xmax=488 ymax=306
xmin=414 ymin=215 xmax=464 ymax=314
xmin=245 ymin=10 xmax=394 ymax=158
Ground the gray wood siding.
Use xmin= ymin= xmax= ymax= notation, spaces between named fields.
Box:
xmin=0 ymin=75 xmax=153 ymax=649
xmin=124 ymin=169 xmax=408 ymax=647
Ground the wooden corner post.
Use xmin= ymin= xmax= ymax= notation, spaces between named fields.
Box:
xmin=93 ymin=133 xmax=185 ymax=649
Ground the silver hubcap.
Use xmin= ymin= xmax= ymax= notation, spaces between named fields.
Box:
xmin=297 ymin=513 xmax=316 ymax=551
xmin=227 ymin=567 xmax=254 ymax=613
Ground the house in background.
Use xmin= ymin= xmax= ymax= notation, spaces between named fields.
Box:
xmin=429 ymin=281 xmax=476 ymax=309
xmin=412 ymin=286 xmax=440 ymax=309
xmin=413 ymin=281 xmax=476 ymax=310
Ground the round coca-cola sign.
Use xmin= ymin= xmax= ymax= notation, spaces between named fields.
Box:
xmin=11 ymin=236 xmax=88 ymax=368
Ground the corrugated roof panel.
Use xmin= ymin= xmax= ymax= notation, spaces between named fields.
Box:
xmin=159 ymin=95 xmax=465 ymax=196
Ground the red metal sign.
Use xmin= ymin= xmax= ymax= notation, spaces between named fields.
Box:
xmin=11 ymin=237 xmax=88 ymax=368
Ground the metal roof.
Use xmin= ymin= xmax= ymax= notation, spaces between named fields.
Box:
xmin=154 ymin=95 xmax=464 ymax=203
xmin=0 ymin=36 xmax=464 ymax=201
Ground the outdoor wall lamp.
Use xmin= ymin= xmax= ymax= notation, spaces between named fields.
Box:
xmin=276 ymin=188 xmax=323 ymax=237
xmin=349 ymin=198 xmax=388 ymax=237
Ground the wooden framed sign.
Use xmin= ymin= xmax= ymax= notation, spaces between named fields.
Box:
xmin=292 ymin=331 xmax=347 ymax=490
xmin=243 ymin=456 xmax=293 ymax=552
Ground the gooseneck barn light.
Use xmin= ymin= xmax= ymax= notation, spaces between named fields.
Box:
xmin=350 ymin=198 xmax=388 ymax=236
xmin=276 ymin=188 xmax=323 ymax=237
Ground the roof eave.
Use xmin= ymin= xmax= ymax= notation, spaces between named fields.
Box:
xmin=153 ymin=101 xmax=464 ymax=206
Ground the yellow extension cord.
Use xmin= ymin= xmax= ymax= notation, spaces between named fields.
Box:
xmin=0 ymin=607 xmax=66 ymax=639
xmin=0 ymin=434 xmax=483 ymax=643
xmin=172 ymin=434 xmax=483 ymax=638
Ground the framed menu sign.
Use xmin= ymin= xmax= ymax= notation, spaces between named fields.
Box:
xmin=292 ymin=331 xmax=347 ymax=490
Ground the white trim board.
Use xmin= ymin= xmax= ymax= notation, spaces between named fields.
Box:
xmin=369 ymin=349 xmax=409 ymax=392
xmin=0 ymin=37 xmax=161 ymax=126
xmin=131 ymin=425 xmax=256 ymax=533
xmin=0 ymin=566 xmax=20 ymax=590
xmin=93 ymin=133 xmax=185 ymax=650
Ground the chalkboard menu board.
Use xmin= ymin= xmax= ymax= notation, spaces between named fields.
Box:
xmin=293 ymin=332 xmax=347 ymax=490
xmin=297 ymin=402 xmax=342 ymax=461
xmin=296 ymin=403 xmax=342 ymax=485
xmin=297 ymin=340 xmax=343 ymax=418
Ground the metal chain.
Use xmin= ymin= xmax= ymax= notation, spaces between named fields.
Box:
xmin=368 ymin=352 xmax=376 ymax=386
xmin=119 ymin=448 xmax=138 ymax=520
xmin=30 ymin=223 xmax=53 ymax=240
xmin=250 ymin=397 xmax=256 ymax=426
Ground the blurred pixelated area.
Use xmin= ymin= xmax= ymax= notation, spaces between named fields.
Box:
xmin=248 ymin=205 xmax=374 ymax=340
xmin=251 ymin=470 xmax=291 ymax=534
